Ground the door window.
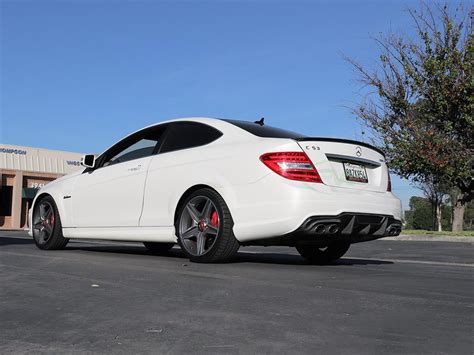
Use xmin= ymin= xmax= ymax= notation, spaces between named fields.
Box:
xmin=100 ymin=125 xmax=167 ymax=168
xmin=104 ymin=139 xmax=157 ymax=167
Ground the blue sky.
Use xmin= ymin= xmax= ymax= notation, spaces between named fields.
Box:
xmin=2 ymin=0 xmax=461 ymax=209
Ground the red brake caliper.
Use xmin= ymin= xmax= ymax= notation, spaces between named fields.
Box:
xmin=210 ymin=210 xmax=219 ymax=227
xmin=50 ymin=213 xmax=54 ymax=227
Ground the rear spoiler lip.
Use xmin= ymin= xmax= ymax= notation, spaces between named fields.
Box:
xmin=293 ymin=137 xmax=385 ymax=157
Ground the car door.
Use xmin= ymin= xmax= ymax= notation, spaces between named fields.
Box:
xmin=71 ymin=124 xmax=167 ymax=227
xmin=139 ymin=121 xmax=224 ymax=227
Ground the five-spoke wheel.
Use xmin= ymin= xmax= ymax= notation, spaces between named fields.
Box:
xmin=176 ymin=188 xmax=239 ymax=263
xmin=32 ymin=196 xmax=68 ymax=250
xmin=179 ymin=195 xmax=220 ymax=256
xmin=33 ymin=200 xmax=55 ymax=244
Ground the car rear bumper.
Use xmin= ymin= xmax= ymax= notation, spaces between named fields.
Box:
xmin=222 ymin=174 xmax=402 ymax=242
xmin=240 ymin=213 xmax=401 ymax=246
xmin=296 ymin=213 xmax=401 ymax=237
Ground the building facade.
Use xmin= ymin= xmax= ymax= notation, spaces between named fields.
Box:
xmin=0 ymin=144 xmax=84 ymax=230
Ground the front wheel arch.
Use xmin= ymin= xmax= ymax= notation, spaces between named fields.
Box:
xmin=32 ymin=194 xmax=69 ymax=250
xmin=33 ymin=193 xmax=53 ymax=209
xmin=31 ymin=192 xmax=53 ymax=224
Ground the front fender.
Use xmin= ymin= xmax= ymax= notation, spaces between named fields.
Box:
xmin=28 ymin=173 xmax=79 ymax=235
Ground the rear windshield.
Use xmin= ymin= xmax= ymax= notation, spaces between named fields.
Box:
xmin=223 ymin=119 xmax=305 ymax=139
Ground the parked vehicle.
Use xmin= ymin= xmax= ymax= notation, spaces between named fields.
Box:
xmin=29 ymin=117 xmax=402 ymax=263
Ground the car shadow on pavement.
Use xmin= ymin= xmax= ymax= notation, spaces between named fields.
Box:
xmin=0 ymin=236 xmax=392 ymax=266
xmin=65 ymin=243 xmax=392 ymax=266
xmin=67 ymin=244 xmax=184 ymax=257
xmin=235 ymin=251 xmax=392 ymax=265
xmin=0 ymin=236 xmax=35 ymax=246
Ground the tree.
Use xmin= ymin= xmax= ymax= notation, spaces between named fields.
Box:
xmin=346 ymin=3 xmax=473 ymax=231
xmin=463 ymin=200 xmax=474 ymax=229
xmin=417 ymin=179 xmax=449 ymax=231
xmin=405 ymin=195 xmax=453 ymax=230
xmin=405 ymin=196 xmax=435 ymax=230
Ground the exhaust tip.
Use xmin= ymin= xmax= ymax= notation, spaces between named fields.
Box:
xmin=386 ymin=224 xmax=402 ymax=236
xmin=314 ymin=224 xmax=326 ymax=234
xmin=327 ymin=224 xmax=340 ymax=234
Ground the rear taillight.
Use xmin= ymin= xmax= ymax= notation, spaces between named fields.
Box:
xmin=260 ymin=152 xmax=323 ymax=183
xmin=387 ymin=171 xmax=392 ymax=191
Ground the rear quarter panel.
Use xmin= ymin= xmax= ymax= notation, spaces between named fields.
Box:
xmin=139 ymin=136 xmax=302 ymax=227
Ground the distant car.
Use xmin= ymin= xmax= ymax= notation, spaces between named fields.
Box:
xmin=29 ymin=117 xmax=402 ymax=263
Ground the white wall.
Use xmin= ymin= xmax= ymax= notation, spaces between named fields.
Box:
xmin=0 ymin=144 xmax=83 ymax=174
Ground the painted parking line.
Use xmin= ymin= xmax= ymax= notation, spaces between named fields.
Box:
xmin=346 ymin=256 xmax=474 ymax=268
xmin=238 ymin=251 xmax=474 ymax=268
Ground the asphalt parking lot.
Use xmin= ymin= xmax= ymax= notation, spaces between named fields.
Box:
xmin=1 ymin=231 xmax=472 ymax=354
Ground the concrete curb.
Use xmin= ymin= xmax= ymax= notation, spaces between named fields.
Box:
xmin=383 ymin=234 xmax=474 ymax=243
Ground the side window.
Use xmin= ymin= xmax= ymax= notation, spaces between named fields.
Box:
xmin=101 ymin=125 xmax=166 ymax=168
xmin=160 ymin=122 xmax=222 ymax=154
xmin=103 ymin=139 xmax=157 ymax=167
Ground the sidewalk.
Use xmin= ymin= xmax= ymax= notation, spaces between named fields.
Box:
xmin=384 ymin=234 xmax=474 ymax=243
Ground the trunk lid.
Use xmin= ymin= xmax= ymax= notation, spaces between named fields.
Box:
xmin=295 ymin=138 xmax=389 ymax=192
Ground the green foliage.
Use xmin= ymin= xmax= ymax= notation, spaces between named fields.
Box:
xmin=463 ymin=201 xmax=474 ymax=229
xmin=347 ymin=3 xmax=473 ymax=200
xmin=405 ymin=196 xmax=434 ymax=230
xmin=404 ymin=195 xmax=473 ymax=230
xmin=441 ymin=203 xmax=452 ymax=230
xmin=401 ymin=229 xmax=474 ymax=236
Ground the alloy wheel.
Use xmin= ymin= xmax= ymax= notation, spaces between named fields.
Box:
xmin=33 ymin=201 xmax=55 ymax=244
xmin=179 ymin=196 xmax=220 ymax=256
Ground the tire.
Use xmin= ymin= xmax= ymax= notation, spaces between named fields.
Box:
xmin=296 ymin=242 xmax=350 ymax=265
xmin=175 ymin=188 xmax=240 ymax=263
xmin=143 ymin=242 xmax=174 ymax=254
xmin=32 ymin=196 xmax=69 ymax=250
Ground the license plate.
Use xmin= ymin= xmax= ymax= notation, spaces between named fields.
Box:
xmin=343 ymin=163 xmax=368 ymax=183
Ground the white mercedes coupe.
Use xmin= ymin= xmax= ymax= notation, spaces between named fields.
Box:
xmin=29 ymin=117 xmax=402 ymax=263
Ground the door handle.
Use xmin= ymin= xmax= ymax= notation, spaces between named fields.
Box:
xmin=128 ymin=164 xmax=142 ymax=172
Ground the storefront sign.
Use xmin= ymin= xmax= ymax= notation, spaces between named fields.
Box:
xmin=0 ymin=147 xmax=27 ymax=155
xmin=66 ymin=160 xmax=81 ymax=166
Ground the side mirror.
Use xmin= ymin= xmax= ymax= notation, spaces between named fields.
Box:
xmin=80 ymin=154 xmax=96 ymax=168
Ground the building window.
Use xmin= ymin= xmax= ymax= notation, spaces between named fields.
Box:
xmin=0 ymin=186 xmax=13 ymax=216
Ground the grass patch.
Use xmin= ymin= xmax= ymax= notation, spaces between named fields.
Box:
xmin=401 ymin=229 xmax=474 ymax=237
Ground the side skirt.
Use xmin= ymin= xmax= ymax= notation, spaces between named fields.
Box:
xmin=62 ymin=226 xmax=177 ymax=243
